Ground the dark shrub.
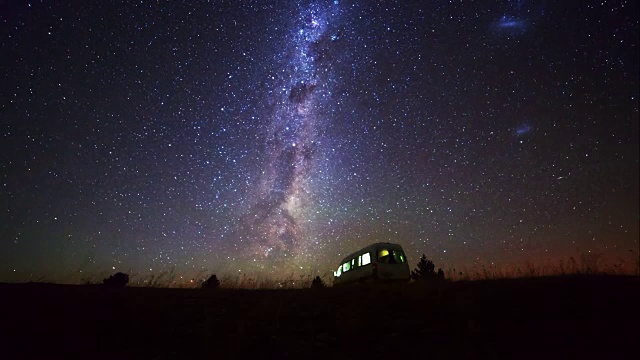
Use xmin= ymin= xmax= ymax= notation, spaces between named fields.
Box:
xmin=202 ymin=274 xmax=220 ymax=289
xmin=311 ymin=275 xmax=326 ymax=289
xmin=102 ymin=272 xmax=129 ymax=287
xmin=411 ymin=254 xmax=445 ymax=281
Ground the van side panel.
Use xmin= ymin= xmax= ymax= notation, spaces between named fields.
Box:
xmin=334 ymin=263 xmax=374 ymax=285
xmin=333 ymin=249 xmax=375 ymax=285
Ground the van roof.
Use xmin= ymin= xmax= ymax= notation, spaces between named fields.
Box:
xmin=339 ymin=242 xmax=405 ymax=263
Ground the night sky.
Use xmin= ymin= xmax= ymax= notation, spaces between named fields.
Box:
xmin=1 ymin=0 xmax=638 ymax=283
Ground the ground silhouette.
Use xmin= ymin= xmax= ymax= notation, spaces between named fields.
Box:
xmin=1 ymin=274 xmax=637 ymax=359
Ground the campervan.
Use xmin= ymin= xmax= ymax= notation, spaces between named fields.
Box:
xmin=333 ymin=242 xmax=410 ymax=286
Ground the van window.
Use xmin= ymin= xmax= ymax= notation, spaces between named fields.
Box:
xmin=362 ymin=252 xmax=371 ymax=265
xmin=351 ymin=258 xmax=356 ymax=268
xmin=378 ymin=249 xmax=391 ymax=262
xmin=378 ymin=249 xmax=406 ymax=264
xmin=343 ymin=262 xmax=350 ymax=272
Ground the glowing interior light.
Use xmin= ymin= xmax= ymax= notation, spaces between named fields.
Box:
xmin=362 ymin=252 xmax=371 ymax=265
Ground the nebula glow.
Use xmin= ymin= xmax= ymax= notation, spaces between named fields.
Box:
xmin=496 ymin=16 xmax=526 ymax=29
xmin=240 ymin=3 xmax=341 ymax=261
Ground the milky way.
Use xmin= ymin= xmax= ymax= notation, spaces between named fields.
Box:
xmin=237 ymin=3 xmax=342 ymax=261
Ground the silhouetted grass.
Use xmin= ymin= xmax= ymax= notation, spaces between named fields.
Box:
xmin=2 ymin=273 xmax=637 ymax=358
xmin=448 ymin=251 xmax=639 ymax=281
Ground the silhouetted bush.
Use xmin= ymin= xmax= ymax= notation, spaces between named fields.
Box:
xmin=310 ymin=275 xmax=326 ymax=289
xmin=102 ymin=272 xmax=129 ymax=287
xmin=411 ymin=254 xmax=445 ymax=281
xmin=202 ymin=274 xmax=220 ymax=289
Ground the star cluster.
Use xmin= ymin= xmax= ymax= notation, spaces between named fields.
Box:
xmin=1 ymin=0 xmax=638 ymax=282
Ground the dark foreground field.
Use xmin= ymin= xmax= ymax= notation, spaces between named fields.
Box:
xmin=1 ymin=275 xmax=638 ymax=359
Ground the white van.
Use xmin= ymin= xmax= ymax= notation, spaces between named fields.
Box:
xmin=333 ymin=242 xmax=411 ymax=286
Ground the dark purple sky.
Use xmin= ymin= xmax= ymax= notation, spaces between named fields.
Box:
xmin=1 ymin=0 xmax=638 ymax=283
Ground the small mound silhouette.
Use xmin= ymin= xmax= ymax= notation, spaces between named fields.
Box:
xmin=102 ymin=272 xmax=129 ymax=287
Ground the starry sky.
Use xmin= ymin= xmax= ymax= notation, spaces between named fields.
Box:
xmin=1 ymin=0 xmax=638 ymax=283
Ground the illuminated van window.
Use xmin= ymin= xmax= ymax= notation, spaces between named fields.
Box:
xmin=362 ymin=252 xmax=371 ymax=265
xmin=378 ymin=249 xmax=393 ymax=263
xmin=343 ymin=262 xmax=350 ymax=272
xmin=357 ymin=255 xmax=362 ymax=267
xmin=351 ymin=258 xmax=356 ymax=268
xmin=335 ymin=266 xmax=342 ymax=277
xmin=388 ymin=250 xmax=405 ymax=263
xmin=379 ymin=249 xmax=407 ymax=264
